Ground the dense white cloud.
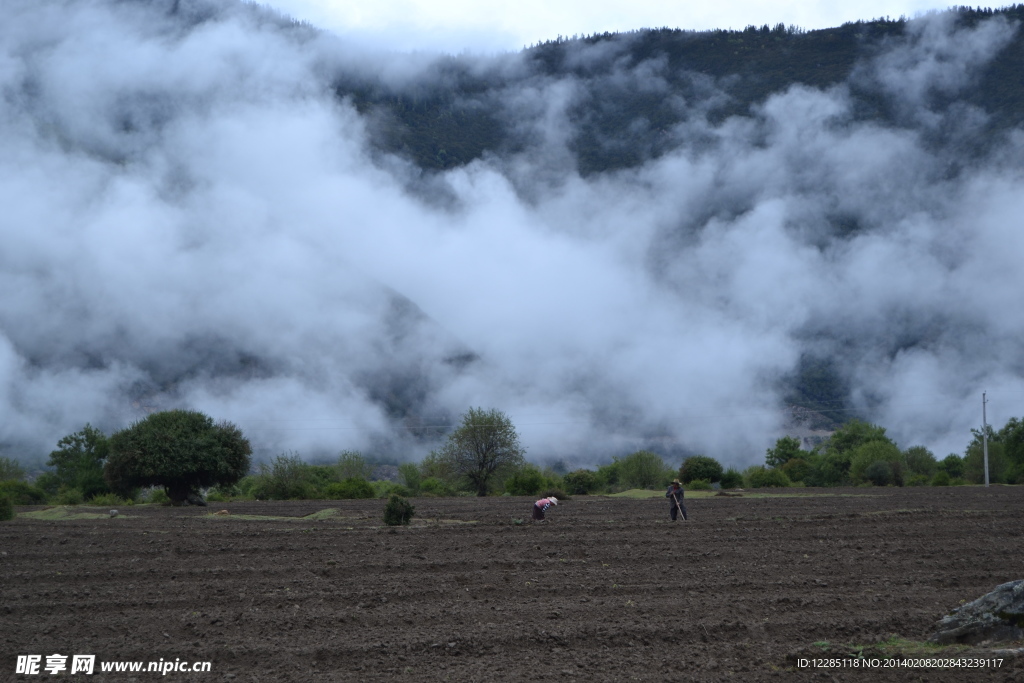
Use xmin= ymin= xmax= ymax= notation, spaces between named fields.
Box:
xmin=1 ymin=0 xmax=1022 ymax=469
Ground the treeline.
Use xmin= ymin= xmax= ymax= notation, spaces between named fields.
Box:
xmin=749 ymin=417 xmax=1024 ymax=487
xmin=2 ymin=410 xmax=1022 ymax=514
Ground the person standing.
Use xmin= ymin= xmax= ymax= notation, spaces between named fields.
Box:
xmin=666 ymin=479 xmax=687 ymax=521
xmin=532 ymin=496 xmax=558 ymax=523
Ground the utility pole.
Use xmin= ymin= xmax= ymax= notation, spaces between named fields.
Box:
xmin=983 ymin=392 xmax=989 ymax=488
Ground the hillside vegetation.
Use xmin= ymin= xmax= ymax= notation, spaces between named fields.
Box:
xmin=340 ymin=7 xmax=1024 ymax=176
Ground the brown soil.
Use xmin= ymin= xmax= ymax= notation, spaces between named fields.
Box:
xmin=3 ymin=487 xmax=1024 ymax=682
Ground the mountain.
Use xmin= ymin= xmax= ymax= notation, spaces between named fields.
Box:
xmin=341 ymin=7 xmax=1024 ymax=175
xmin=2 ymin=0 xmax=1023 ymax=464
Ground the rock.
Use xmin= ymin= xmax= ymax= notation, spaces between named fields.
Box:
xmin=109 ymin=510 xmax=118 ymax=518
xmin=932 ymin=580 xmax=1024 ymax=645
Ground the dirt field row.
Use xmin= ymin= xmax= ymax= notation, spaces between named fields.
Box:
xmin=3 ymin=487 xmax=1024 ymax=681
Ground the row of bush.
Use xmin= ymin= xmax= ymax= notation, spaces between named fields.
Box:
xmin=753 ymin=419 xmax=1024 ymax=488
xmin=6 ymin=413 xmax=1023 ymax=511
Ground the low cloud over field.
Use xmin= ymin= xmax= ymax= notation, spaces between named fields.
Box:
xmin=2 ymin=1 xmax=1023 ymax=465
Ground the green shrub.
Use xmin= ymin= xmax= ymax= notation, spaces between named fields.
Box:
xmin=780 ymin=458 xmax=811 ymax=483
xmin=863 ymin=460 xmax=893 ymax=486
xmin=0 ymin=456 xmax=25 ymax=482
xmin=33 ymin=471 xmax=60 ymax=496
xmin=383 ymin=494 xmax=415 ymax=526
xmin=618 ymin=451 xmax=668 ymax=489
xmin=950 ymin=477 xmax=968 ymax=486
xmin=687 ymin=478 xmax=713 ymax=490
xmin=371 ymin=481 xmax=412 ymax=498
xmin=0 ymin=493 xmax=13 ymax=521
xmin=54 ymin=486 xmax=84 ymax=505
xmin=248 ymin=476 xmax=317 ymax=500
xmin=765 ymin=436 xmax=805 ymax=468
xmin=679 ymin=456 xmax=724 ymax=484
xmin=324 ymin=478 xmax=374 ymax=499
xmin=86 ymin=493 xmax=133 ymax=506
xmin=142 ymin=487 xmax=171 ymax=504
xmin=248 ymin=453 xmax=323 ymax=500
xmin=47 ymin=424 xmax=112 ymax=499
xmin=746 ymin=466 xmax=792 ymax=488
xmin=964 ymin=442 xmax=1010 ymax=484
xmin=719 ymin=468 xmax=744 ymax=489
xmin=336 ymin=451 xmax=372 ymax=480
xmin=938 ymin=454 xmax=965 ymax=478
xmin=541 ymin=488 xmax=568 ymax=501
xmin=849 ymin=441 xmax=903 ymax=484
xmin=420 ymin=477 xmax=456 ymax=497
xmin=905 ymin=474 xmax=930 ymax=486
xmin=562 ymin=469 xmax=599 ymax=495
xmin=931 ymin=471 xmax=950 ymax=486
xmin=595 ymin=461 xmax=621 ymax=490
xmin=504 ymin=465 xmax=546 ymax=496
xmin=206 ymin=483 xmax=246 ymax=502
xmin=398 ymin=463 xmax=422 ymax=494
xmin=0 ymin=480 xmax=48 ymax=505
xmin=903 ymin=446 xmax=938 ymax=477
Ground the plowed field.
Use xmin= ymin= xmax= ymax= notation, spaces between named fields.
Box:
xmin=4 ymin=487 xmax=1024 ymax=681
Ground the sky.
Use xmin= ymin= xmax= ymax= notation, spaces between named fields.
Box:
xmin=3 ymin=0 xmax=1024 ymax=472
xmin=267 ymin=0 xmax=958 ymax=52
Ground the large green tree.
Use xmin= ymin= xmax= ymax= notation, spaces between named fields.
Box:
xmin=964 ymin=430 xmax=1010 ymax=484
xmin=849 ymin=440 xmax=904 ymax=485
xmin=104 ymin=410 xmax=251 ymax=505
xmin=619 ymin=450 xmax=668 ymax=489
xmin=434 ymin=408 xmax=525 ymax=496
xmin=765 ymin=436 xmax=806 ymax=468
xmin=47 ymin=424 xmax=111 ymax=498
xmin=679 ymin=455 xmax=724 ymax=484
xmin=806 ymin=420 xmax=896 ymax=486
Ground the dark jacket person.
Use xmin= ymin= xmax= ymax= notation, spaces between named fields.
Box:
xmin=666 ymin=479 xmax=687 ymax=521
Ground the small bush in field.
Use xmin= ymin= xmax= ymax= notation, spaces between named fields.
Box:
xmin=931 ymin=471 xmax=950 ymax=486
xmin=383 ymin=494 xmax=415 ymax=526
xmin=0 ymin=493 xmax=14 ymax=521
xmin=687 ymin=478 xmax=713 ymax=490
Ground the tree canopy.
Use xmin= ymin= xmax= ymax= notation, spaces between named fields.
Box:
xmin=433 ymin=408 xmax=525 ymax=496
xmin=47 ymin=424 xmax=111 ymax=498
xmin=617 ymin=450 xmax=668 ymax=489
xmin=679 ymin=455 xmax=724 ymax=484
xmin=765 ymin=436 xmax=806 ymax=468
xmin=104 ymin=410 xmax=252 ymax=505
